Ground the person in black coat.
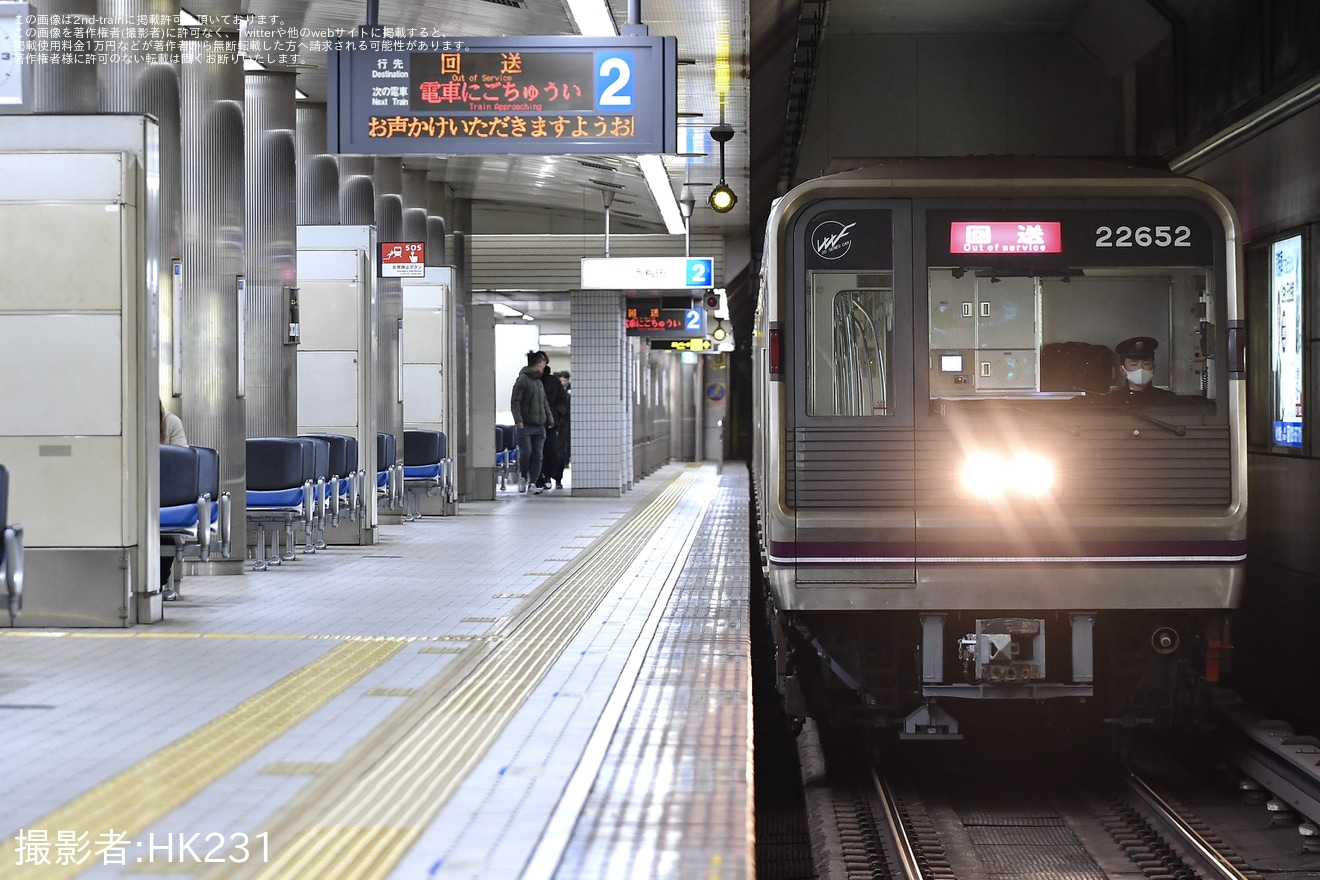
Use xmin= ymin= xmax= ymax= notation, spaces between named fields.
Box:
xmin=556 ymin=371 xmax=571 ymax=465
xmin=536 ymin=352 xmax=571 ymax=489
xmin=1105 ymin=336 xmax=1178 ymax=404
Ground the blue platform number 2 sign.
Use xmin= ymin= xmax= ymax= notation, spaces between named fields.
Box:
xmin=684 ymin=309 xmax=704 ymax=333
xmin=595 ymin=53 xmax=635 ymax=109
xmin=685 ymin=258 xmax=713 ymax=287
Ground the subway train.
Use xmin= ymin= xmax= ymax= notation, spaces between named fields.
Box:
xmin=751 ymin=158 xmax=1246 ymax=739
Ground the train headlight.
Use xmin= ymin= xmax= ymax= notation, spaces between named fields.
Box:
xmin=961 ymin=454 xmax=1005 ymax=498
xmin=960 ymin=453 xmax=1054 ymax=498
xmin=1009 ymin=453 xmax=1054 ymax=497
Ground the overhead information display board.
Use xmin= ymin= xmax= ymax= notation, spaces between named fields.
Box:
xmin=581 ymin=256 xmax=714 ymax=289
xmin=650 ymin=338 xmax=714 ymax=352
xmin=625 ymin=298 xmax=704 ymax=337
xmin=328 ymin=33 xmax=678 ymax=155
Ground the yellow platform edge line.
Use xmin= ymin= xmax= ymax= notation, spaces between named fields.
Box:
xmin=0 ymin=638 xmax=408 ymax=880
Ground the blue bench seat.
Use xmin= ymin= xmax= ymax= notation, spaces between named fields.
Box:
xmin=495 ymin=424 xmax=518 ymax=491
xmin=301 ymin=433 xmax=365 ymax=526
xmin=245 ymin=438 xmax=311 ymax=570
xmin=377 ymin=432 xmax=403 ymax=511
xmin=402 ymin=430 xmax=453 ymax=520
xmin=248 ymin=487 xmax=305 ymax=507
xmin=159 ymin=445 xmax=232 ymax=595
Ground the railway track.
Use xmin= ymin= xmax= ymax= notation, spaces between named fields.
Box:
xmin=795 ymin=714 xmax=1320 ymax=880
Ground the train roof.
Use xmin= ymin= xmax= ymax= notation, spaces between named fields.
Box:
xmin=820 ymin=156 xmax=1179 ymax=181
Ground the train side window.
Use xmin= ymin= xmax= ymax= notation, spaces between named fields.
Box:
xmin=805 ymin=272 xmax=895 ymax=416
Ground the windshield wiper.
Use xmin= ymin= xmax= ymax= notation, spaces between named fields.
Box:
xmin=929 ymin=400 xmax=1082 ymax=436
xmin=1009 ymin=406 xmax=1081 ymax=437
xmin=1091 ymin=403 xmax=1186 ymax=436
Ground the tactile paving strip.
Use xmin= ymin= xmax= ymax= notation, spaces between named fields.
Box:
xmin=552 ymin=468 xmax=752 ymax=879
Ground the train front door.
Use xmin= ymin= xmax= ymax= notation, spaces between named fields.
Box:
xmin=790 ymin=203 xmax=916 ymax=584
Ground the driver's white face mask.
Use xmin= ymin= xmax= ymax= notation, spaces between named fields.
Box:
xmin=1125 ymin=367 xmax=1153 ymax=387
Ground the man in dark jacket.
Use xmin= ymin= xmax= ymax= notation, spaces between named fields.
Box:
xmin=556 ymin=371 xmax=571 ymax=466
xmin=1105 ymin=336 xmax=1178 ymax=404
xmin=536 ymin=352 xmax=571 ymax=489
xmin=510 ymin=351 xmax=554 ymax=494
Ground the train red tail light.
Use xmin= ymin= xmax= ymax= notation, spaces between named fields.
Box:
xmin=769 ymin=323 xmax=781 ymax=380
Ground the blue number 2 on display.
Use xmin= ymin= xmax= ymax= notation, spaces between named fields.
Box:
xmin=685 ymin=309 xmax=703 ymax=332
xmin=595 ymin=53 xmax=635 ymax=108
xmin=685 ymin=258 xmax=713 ymax=287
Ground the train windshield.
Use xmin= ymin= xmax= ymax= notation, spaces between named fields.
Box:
xmin=926 ymin=265 xmax=1216 ymax=406
xmin=805 ymin=271 xmax=895 ymax=416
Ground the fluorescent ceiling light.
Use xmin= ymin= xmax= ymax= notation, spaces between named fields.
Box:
xmin=564 ymin=0 xmax=617 ymax=36
xmin=492 ymin=303 xmax=523 ymax=317
xmin=179 ymin=8 xmax=202 ymax=26
xmin=639 ymin=154 xmax=685 ymax=235
xmin=295 ymin=89 xmax=309 ymax=100
xmin=522 ymin=314 xmax=535 ymax=321
xmin=243 ymin=58 xmax=266 ymax=71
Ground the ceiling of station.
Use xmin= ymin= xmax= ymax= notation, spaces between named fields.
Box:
xmin=188 ymin=0 xmax=750 ymax=236
xmin=829 ymin=0 xmax=1094 ymax=34
xmin=183 ymin=0 xmax=1156 ymax=240
xmin=189 ymin=0 xmax=1167 ymax=332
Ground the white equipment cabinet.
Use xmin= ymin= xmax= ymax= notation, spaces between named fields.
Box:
xmin=296 ymin=225 xmax=379 ymax=545
xmin=0 ymin=116 xmax=161 ymax=626
xmin=402 ymin=266 xmax=458 ymax=515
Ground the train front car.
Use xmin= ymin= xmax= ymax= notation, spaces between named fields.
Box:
xmin=753 ymin=160 xmax=1246 ymax=739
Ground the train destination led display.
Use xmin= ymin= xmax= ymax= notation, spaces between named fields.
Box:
xmin=625 ymin=302 xmax=704 ymax=336
xmin=409 ymin=51 xmax=600 ymax=113
xmin=950 ymin=221 xmax=1063 ymax=254
xmin=328 ymin=33 xmax=678 ymax=155
xmin=931 ymin=209 xmax=1216 ymax=266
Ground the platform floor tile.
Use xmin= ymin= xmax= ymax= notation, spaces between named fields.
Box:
xmin=0 ymin=462 xmax=751 ymax=880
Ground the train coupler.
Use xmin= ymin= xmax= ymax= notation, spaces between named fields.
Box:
xmin=899 ymin=702 xmax=963 ymax=740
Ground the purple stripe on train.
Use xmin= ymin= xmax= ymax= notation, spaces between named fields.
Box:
xmin=768 ymin=539 xmax=1247 ymax=564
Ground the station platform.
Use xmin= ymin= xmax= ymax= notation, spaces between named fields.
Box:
xmin=0 ymin=462 xmax=752 ymax=879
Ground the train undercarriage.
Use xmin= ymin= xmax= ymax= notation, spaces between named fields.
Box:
xmin=768 ymin=599 xmax=1232 ymax=742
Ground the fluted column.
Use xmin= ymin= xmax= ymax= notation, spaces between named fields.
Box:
xmin=296 ymin=102 xmax=339 ymax=226
xmin=401 ymin=167 xmax=428 ymax=247
xmin=97 ymin=0 xmax=181 ymax=410
xmin=450 ymin=198 xmax=473 ymax=498
xmin=375 ymin=158 xmax=404 ymax=449
xmin=179 ymin=31 xmax=245 ymax=565
xmin=244 ymin=69 xmax=298 ymax=438
xmin=33 ymin=0 xmax=97 ymax=113
xmin=426 ymin=180 xmax=448 ymax=266
xmin=339 ymin=156 xmax=374 ymax=226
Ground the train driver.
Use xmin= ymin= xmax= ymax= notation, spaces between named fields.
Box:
xmin=1109 ymin=336 xmax=1177 ymax=403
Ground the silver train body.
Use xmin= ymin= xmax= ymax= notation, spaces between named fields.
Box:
xmin=751 ymin=159 xmax=1247 ymax=738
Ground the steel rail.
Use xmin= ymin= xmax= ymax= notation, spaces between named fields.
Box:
xmin=1126 ymin=769 xmax=1255 ymax=880
xmin=871 ymin=766 xmax=926 ymax=880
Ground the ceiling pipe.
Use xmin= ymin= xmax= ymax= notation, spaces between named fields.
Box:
xmin=601 ymin=189 xmax=616 ymax=257
xmin=623 ymin=0 xmax=648 ymax=35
